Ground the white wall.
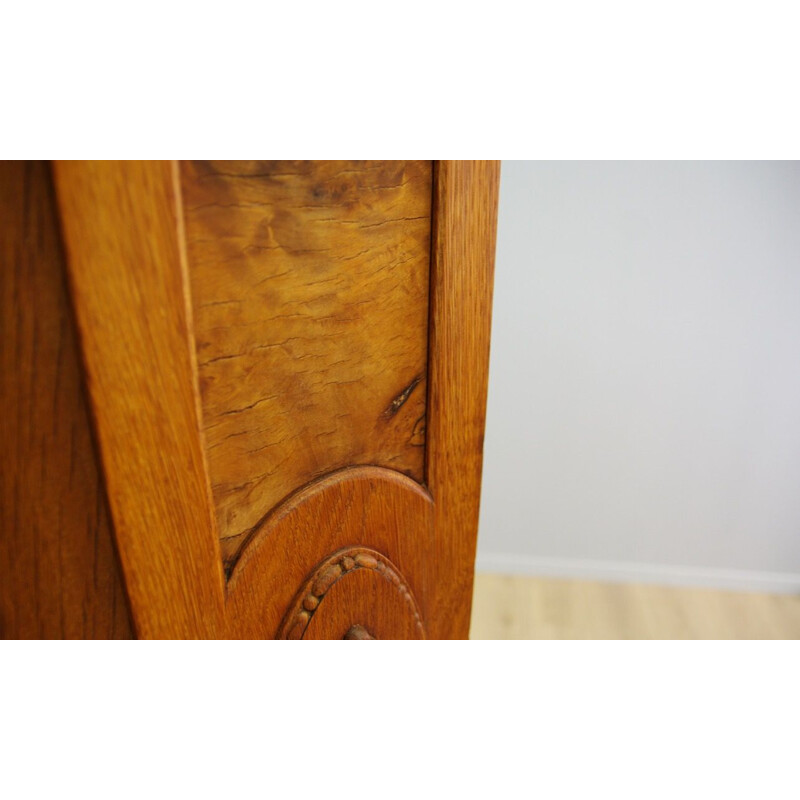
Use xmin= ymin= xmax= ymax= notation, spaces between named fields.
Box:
xmin=477 ymin=161 xmax=800 ymax=592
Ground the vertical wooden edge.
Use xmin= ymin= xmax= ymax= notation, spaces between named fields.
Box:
xmin=52 ymin=160 xmax=226 ymax=638
xmin=172 ymin=160 xmax=228 ymax=582
xmin=426 ymin=160 xmax=500 ymax=639
xmin=0 ymin=161 xmax=133 ymax=639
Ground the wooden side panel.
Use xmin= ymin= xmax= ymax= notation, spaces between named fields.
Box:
xmin=426 ymin=161 xmax=500 ymax=640
xmin=180 ymin=161 xmax=432 ymax=565
xmin=53 ymin=161 xmax=226 ymax=639
xmin=226 ymin=466 xmax=432 ymax=640
xmin=0 ymin=161 xmax=132 ymax=639
xmin=39 ymin=160 xmax=497 ymax=640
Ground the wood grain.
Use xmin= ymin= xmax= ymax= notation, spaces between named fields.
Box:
xmin=0 ymin=161 xmax=132 ymax=639
xmin=46 ymin=160 xmax=498 ymax=639
xmin=180 ymin=161 xmax=432 ymax=566
xmin=226 ymin=466 xmax=432 ymax=639
xmin=277 ymin=546 xmax=424 ymax=639
xmin=53 ymin=161 xmax=226 ymax=639
xmin=426 ymin=161 xmax=501 ymax=639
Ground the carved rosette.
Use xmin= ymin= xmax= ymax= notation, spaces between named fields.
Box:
xmin=277 ymin=546 xmax=425 ymax=640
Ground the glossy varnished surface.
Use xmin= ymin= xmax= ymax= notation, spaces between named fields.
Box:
xmin=277 ymin=546 xmax=424 ymax=639
xmin=226 ymin=466 xmax=432 ymax=639
xmin=54 ymin=161 xmax=226 ymax=639
xmin=180 ymin=161 xmax=432 ymax=565
xmin=47 ymin=160 xmax=498 ymax=639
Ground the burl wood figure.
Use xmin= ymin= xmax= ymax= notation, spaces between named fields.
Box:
xmin=0 ymin=160 xmax=500 ymax=639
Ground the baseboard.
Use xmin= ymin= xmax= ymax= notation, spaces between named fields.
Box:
xmin=474 ymin=552 xmax=800 ymax=594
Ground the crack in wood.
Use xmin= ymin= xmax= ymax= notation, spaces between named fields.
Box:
xmin=383 ymin=375 xmax=423 ymax=419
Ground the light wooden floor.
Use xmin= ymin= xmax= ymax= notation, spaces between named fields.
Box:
xmin=470 ymin=573 xmax=800 ymax=639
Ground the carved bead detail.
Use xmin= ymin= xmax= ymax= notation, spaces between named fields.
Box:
xmin=312 ymin=564 xmax=343 ymax=596
xmin=277 ymin=546 xmax=424 ymax=639
xmin=288 ymin=610 xmax=310 ymax=640
xmin=354 ymin=553 xmax=377 ymax=569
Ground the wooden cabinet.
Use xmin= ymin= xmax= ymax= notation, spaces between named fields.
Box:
xmin=1 ymin=160 xmax=499 ymax=639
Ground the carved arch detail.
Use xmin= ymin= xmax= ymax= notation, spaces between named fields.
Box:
xmin=277 ymin=546 xmax=425 ymax=639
